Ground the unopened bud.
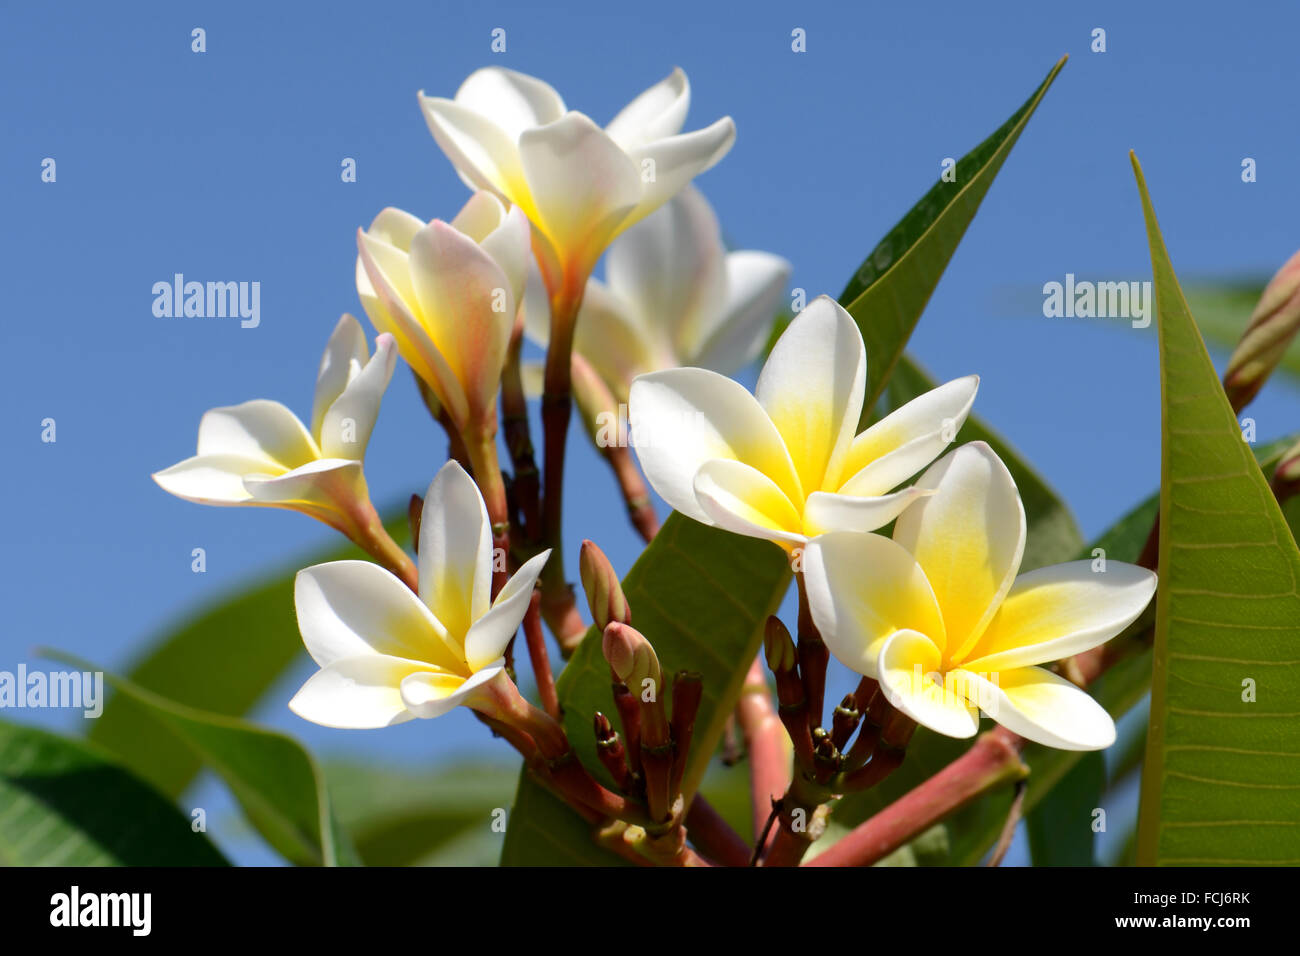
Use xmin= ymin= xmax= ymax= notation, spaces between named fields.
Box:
xmin=580 ymin=539 xmax=630 ymax=631
xmin=763 ymin=616 xmax=797 ymax=673
xmin=1272 ymin=437 xmax=1300 ymax=501
xmin=602 ymin=622 xmax=661 ymax=691
xmin=1224 ymin=249 xmax=1300 ymax=412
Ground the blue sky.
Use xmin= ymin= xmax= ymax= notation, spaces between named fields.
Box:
xmin=4 ymin=0 xmax=1298 ymax=864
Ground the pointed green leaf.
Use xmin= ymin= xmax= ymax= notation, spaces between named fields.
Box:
xmin=1132 ymin=153 xmax=1300 ymax=866
xmin=502 ymin=515 xmax=789 ymax=865
xmin=47 ymin=651 xmax=358 ymax=867
xmin=842 ymin=56 xmax=1067 ymax=415
xmin=0 ymin=717 xmax=228 ymax=866
xmin=1026 ymin=751 xmax=1103 ymax=866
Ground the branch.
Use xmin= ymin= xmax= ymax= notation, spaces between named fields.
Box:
xmin=735 ymin=658 xmax=791 ymax=844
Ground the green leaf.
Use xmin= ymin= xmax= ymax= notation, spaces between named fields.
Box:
xmin=88 ymin=509 xmax=409 ymax=800
xmin=0 ymin=717 xmax=228 ymax=866
xmin=46 ymin=651 xmax=358 ymax=867
xmin=884 ymin=355 xmax=1083 ymax=571
xmin=502 ymin=515 xmax=790 ymax=865
xmin=841 ymin=56 xmax=1067 ymax=416
xmin=325 ymin=760 xmax=518 ymax=866
xmin=1132 ymin=153 xmax=1300 ymax=866
xmin=1026 ymin=751 xmax=1103 ymax=866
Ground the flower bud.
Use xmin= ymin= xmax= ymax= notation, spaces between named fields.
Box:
xmin=580 ymin=539 xmax=630 ymax=631
xmin=1272 ymin=437 xmax=1300 ymax=501
xmin=1223 ymin=249 xmax=1300 ymax=411
xmin=763 ymin=615 xmax=797 ymax=673
xmin=602 ymin=622 xmax=661 ymax=692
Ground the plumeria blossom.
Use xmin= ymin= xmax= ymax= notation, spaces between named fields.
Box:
xmin=289 ymin=461 xmax=550 ymax=728
xmin=627 ymin=295 xmax=979 ymax=549
xmin=419 ymin=66 xmax=735 ymax=292
xmin=803 ymin=442 xmax=1158 ymax=751
xmin=356 ymin=191 xmax=530 ymax=436
xmin=153 ymin=315 xmax=396 ymax=533
xmin=525 ymin=185 xmax=791 ymax=405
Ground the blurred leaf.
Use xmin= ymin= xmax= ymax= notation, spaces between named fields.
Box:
xmin=1026 ymin=751 xmax=1103 ymax=866
xmin=47 ymin=651 xmax=358 ymax=867
xmin=502 ymin=515 xmax=790 ymax=865
xmin=501 ymin=766 xmax=629 ymax=866
xmin=1132 ymin=155 xmax=1300 ymax=866
xmin=324 ymin=760 xmax=517 ymax=866
xmin=841 ymin=56 xmax=1067 ymax=417
xmin=0 ymin=717 xmax=228 ymax=866
xmin=885 ymin=355 xmax=1082 ymax=571
xmin=89 ymin=509 xmax=409 ymax=799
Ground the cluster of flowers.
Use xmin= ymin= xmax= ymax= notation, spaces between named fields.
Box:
xmin=155 ymin=66 xmax=1155 ymax=760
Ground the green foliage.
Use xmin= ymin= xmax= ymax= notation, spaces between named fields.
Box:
xmin=1132 ymin=154 xmax=1300 ymax=866
xmin=49 ymin=651 xmax=358 ymax=867
xmin=841 ymin=56 xmax=1067 ymax=417
xmin=0 ymin=717 xmax=228 ymax=866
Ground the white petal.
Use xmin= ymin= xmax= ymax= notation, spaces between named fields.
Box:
xmin=520 ymin=254 xmax=552 ymax=347
xmin=802 ymin=533 xmax=947 ymax=679
xmin=756 ymin=296 xmax=866 ymax=494
xmin=463 ymin=550 xmax=550 ymax=671
xmin=877 ymin=630 xmax=979 ymax=739
xmin=366 ymin=207 xmax=425 ymax=251
xmin=357 ymin=231 xmax=470 ymax=427
xmin=400 ymin=662 xmax=504 ymax=720
xmin=418 ymin=94 xmax=528 ymax=201
xmin=454 ymin=67 xmax=566 ymax=139
xmin=449 ymin=190 xmax=507 ymax=242
xmin=962 ymin=561 xmax=1158 ymax=673
xmin=623 ymin=118 xmax=736 ymax=229
xmin=572 ymin=279 xmax=659 ymax=403
xmin=408 ymin=220 xmax=514 ymax=420
xmin=478 ymin=204 xmax=531 ymax=313
xmin=606 ymin=185 xmax=726 ymax=365
xmin=692 ymin=458 xmax=805 ymax=545
xmin=518 ymin=112 xmax=641 ymax=269
xmin=243 ymin=458 xmax=364 ymax=509
xmin=802 ymin=486 xmax=932 ymax=537
xmin=196 ymin=400 xmax=319 ymax=469
xmin=956 ymin=667 xmax=1116 ymax=751
xmin=294 ymin=560 xmax=459 ymax=669
xmin=320 ymin=333 xmax=396 ymax=459
xmin=289 ymin=655 xmax=432 ymax=729
xmin=838 ymin=375 xmax=980 ymax=496
xmin=629 ymin=367 xmax=800 ymax=524
xmin=153 ymin=454 xmax=278 ymax=505
xmin=419 ymin=461 xmax=493 ymax=643
xmin=311 ymin=314 xmax=369 ymax=441
xmin=688 ymin=250 xmax=792 ymax=374
xmin=893 ymin=442 xmax=1026 ymax=662
xmin=605 ymin=67 xmax=690 ymax=151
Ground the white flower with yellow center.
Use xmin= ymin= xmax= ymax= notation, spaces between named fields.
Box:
xmin=802 ymin=442 xmax=1157 ymax=750
xmin=153 ymin=314 xmax=396 ymax=533
xmin=356 ymin=191 xmax=530 ymax=436
xmin=627 ymin=295 xmax=979 ymax=549
xmin=419 ymin=66 xmax=735 ymax=290
xmin=289 ymin=461 xmax=550 ymax=729
xmin=525 ymin=185 xmax=791 ymax=405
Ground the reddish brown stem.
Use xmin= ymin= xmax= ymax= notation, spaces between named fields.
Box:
xmin=523 ymin=591 xmax=559 ymax=719
xmin=736 ymin=659 xmax=790 ymax=844
xmin=685 ymin=797 xmax=751 ymax=867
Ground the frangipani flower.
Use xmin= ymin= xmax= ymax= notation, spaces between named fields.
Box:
xmin=803 ymin=442 xmax=1158 ymax=751
xmin=525 ymin=186 xmax=791 ymax=405
xmin=153 ymin=314 xmax=396 ymax=534
xmin=356 ymin=191 xmax=530 ymax=436
xmin=419 ymin=66 xmax=735 ymax=291
xmin=290 ymin=461 xmax=550 ymax=729
xmin=628 ymin=295 xmax=979 ymax=549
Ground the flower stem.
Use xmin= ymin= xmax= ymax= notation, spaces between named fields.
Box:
xmin=501 ymin=317 xmax=541 ymax=543
xmin=523 ymin=590 xmax=559 ymax=719
xmin=539 ymin=279 xmax=588 ymax=652
xmin=464 ymin=425 xmax=511 ymax=598
xmin=736 ymin=659 xmax=791 ymax=845
xmin=345 ymin=495 xmax=418 ymax=593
